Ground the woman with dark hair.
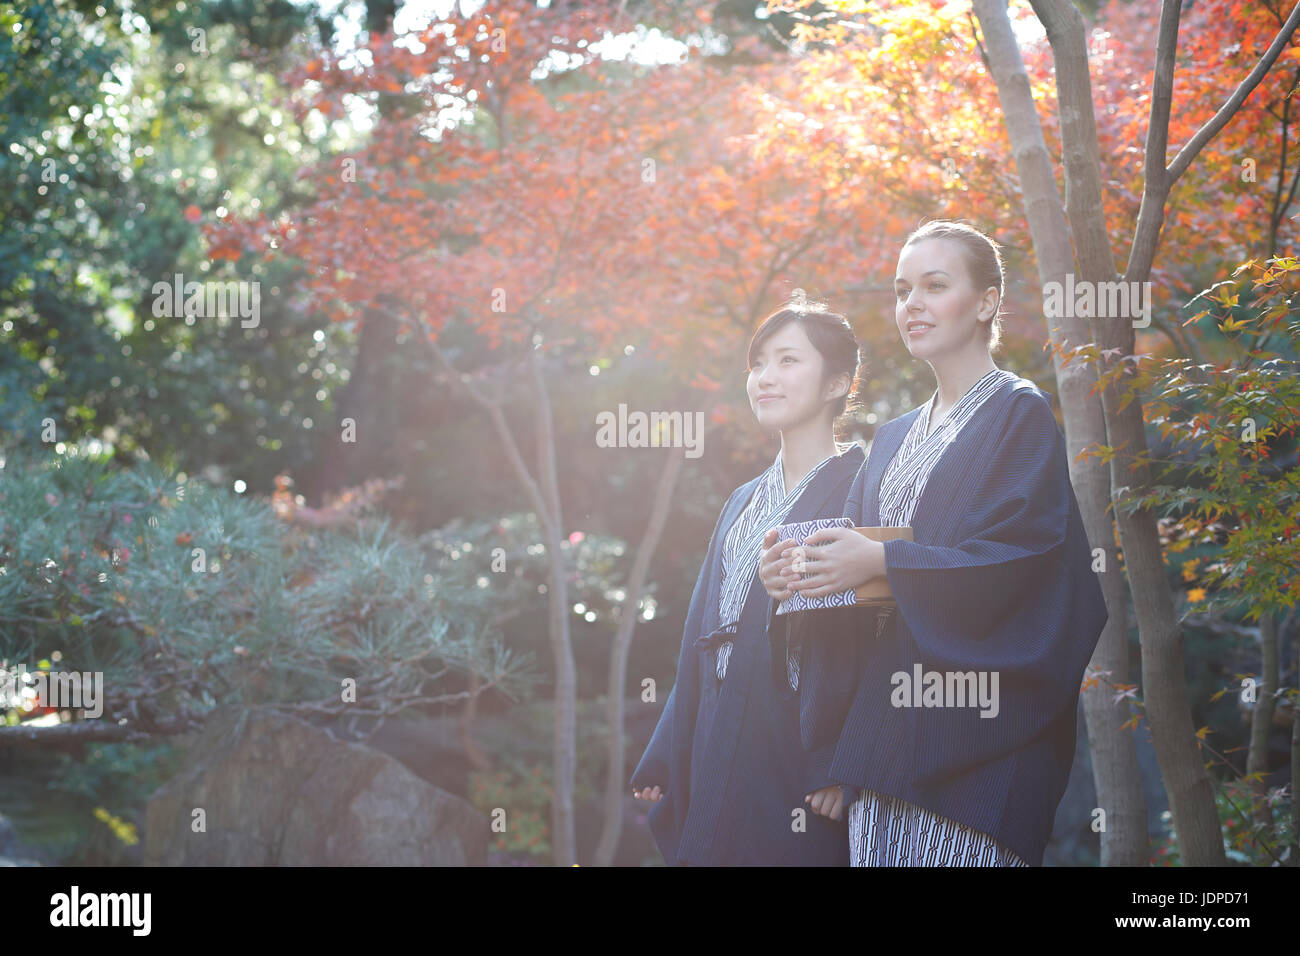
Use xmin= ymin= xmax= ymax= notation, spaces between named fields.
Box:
xmin=760 ymin=221 xmax=1107 ymax=866
xmin=629 ymin=290 xmax=866 ymax=866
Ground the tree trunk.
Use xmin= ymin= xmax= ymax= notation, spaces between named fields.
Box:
xmin=973 ymin=0 xmax=1146 ymax=865
xmin=543 ymin=535 xmax=577 ymax=866
xmin=593 ymin=451 xmax=683 ymax=866
xmin=526 ymin=349 xmax=579 ymax=866
xmin=1026 ymin=0 xmax=1229 ymax=866
xmin=426 ymin=338 xmax=579 ymax=865
xmin=1292 ymin=627 xmax=1300 ymax=865
xmin=1247 ymin=613 xmax=1278 ymax=831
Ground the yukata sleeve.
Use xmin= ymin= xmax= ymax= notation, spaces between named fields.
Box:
xmin=788 ymin=456 xmax=876 ymax=799
xmin=802 ymin=735 xmax=863 ymax=811
xmin=629 ymin=683 xmax=677 ymax=793
xmin=629 ymin=486 xmax=738 ymax=796
xmin=840 ymin=451 xmax=871 ymax=525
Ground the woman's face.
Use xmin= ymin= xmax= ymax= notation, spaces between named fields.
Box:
xmin=893 ymin=238 xmax=996 ymax=360
xmin=746 ymin=321 xmax=843 ymax=432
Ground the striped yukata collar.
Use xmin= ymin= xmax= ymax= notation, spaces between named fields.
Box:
xmin=918 ymin=367 xmax=1012 ymax=440
xmin=879 ymin=368 xmax=1014 ymax=527
xmin=715 ymin=441 xmax=859 ymax=630
xmin=708 ymin=441 xmax=861 ymax=678
xmin=772 ymin=440 xmax=860 ymax=499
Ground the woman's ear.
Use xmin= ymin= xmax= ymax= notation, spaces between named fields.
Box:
xmin=825 ymin=371 xmax=851 ymax=404
xmin=978 ymin=286 xmax=999 ymax=322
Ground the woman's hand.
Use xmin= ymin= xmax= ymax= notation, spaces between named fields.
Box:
xmin=787 ymin=527 xmax=885 ymax=598
xmin=633 ymin=785 xmax=664 ymax=803
xmin=805 ymin=786 xmax=844 ymax=821
xmin=759 ymin=528 xmax=801 ymax=600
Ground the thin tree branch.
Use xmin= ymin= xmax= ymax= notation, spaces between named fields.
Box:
xmin=1168 ymin=2 xmax=1300 ymax=185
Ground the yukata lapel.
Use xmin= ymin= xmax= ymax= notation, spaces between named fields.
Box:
xmin=730 ymin=448 xmax=866 ymax=683
xmin=859 ymin=410 xmax=921 ymax=526
xmin=761 ymin=446 xmax=867 ymax=643
xmin=781 ymin=445 xmax=866 ymax=528
xmin=903 ymin=376 xmax=1019 ymax=547
xmin=695 ymin=473 xmax=764 ymax=644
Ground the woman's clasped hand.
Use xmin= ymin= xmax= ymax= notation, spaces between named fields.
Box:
xmin=758 ymin=525 xmax=885 ymax=601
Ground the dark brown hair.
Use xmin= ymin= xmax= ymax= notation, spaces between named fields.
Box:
xmin=902 ymin=219 xmax=1004 ymax=352
xmin=747 ymin=289 xmax=865 ymax=438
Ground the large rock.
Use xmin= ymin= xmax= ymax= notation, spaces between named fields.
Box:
xmin=144 ymin=708 xmax=487 ymax=865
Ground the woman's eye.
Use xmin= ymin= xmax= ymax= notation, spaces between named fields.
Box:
xmin=895 ymin=288 xmax=909 ymax=300
xmin=929 ymin=282 xmax=946 ymax=291
xmin=781 ymin=356 xmax=795 ymax=363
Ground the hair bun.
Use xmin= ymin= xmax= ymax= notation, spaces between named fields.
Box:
xmin=788 ymin=287 xmax=826 ymax=313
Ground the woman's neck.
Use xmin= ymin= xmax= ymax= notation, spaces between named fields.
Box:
xmin=927 ymin=345 xmax=998 ymax=420
xmin=778 ymin=420 xmax=842 ymax=492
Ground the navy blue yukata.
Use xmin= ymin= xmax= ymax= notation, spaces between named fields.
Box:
xmin=820 ymin=374 xmax=1109 ymax=866
xmin=630 ymin=444 xmax=866 ymax=866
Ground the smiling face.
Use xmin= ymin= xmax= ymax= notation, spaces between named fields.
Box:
xmin=746 ymin=320 xmax=846 ymax=432
xmin=893 ymin=238 xmax=998 ymax=360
